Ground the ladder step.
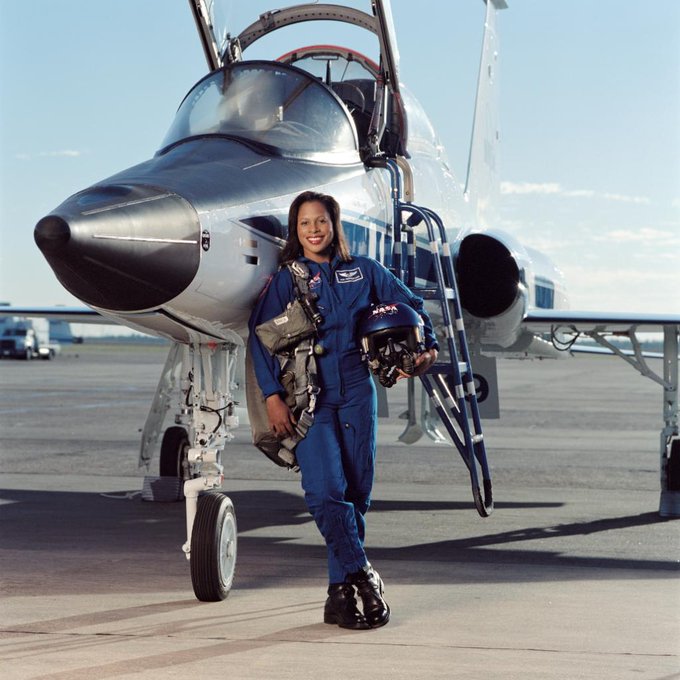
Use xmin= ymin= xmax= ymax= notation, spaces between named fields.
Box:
xmin=427 ymin=362 xmax=469 ymax=375
xmin=410 ymin=287 xmax=455 ymax=300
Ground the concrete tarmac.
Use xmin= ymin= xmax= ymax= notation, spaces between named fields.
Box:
xmin=1 ymin=344 xmax=678 ymax=679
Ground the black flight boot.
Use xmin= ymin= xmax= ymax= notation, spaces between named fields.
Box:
xmin=348 ymin=564 xmax=390 ymax=628
xmin=323 ymin=583 xmax=371 ymax=630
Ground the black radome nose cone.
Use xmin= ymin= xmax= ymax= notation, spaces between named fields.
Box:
xmin=34 ymin=215 xmax=70 ymax=252
xmin=33 ymin=184 xmax=201 ymax=312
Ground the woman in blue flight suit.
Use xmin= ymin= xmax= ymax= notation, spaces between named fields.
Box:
xmin=248 ymin=191 xmax=438 ymax=629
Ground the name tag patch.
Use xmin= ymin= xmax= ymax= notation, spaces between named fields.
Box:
xmin=335 ymin=267 xmax=363 ymax=284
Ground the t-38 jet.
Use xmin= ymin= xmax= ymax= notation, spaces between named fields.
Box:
xmin=15 ymin=0 xmax=680 ymax=600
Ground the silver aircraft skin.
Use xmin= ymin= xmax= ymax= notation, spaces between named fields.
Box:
xmin=32 ymin=2 xmax=568 ymax=355
xmin=10 ymin=1 xmax=679 ymax=598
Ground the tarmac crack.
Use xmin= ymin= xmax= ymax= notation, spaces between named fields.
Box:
xmin=2 ymin=628 xmax=677 ymax=660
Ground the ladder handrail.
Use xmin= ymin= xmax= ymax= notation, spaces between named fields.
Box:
xmin=385 ymin=158 xmax=493 ymax=516
xmin=420 ymin=206 xmax=491 ymax=482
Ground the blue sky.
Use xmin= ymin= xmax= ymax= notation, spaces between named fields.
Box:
xmin=1 ymin=0 xmax=678 ymax=317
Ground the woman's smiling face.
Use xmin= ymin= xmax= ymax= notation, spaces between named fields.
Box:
xmin=296 ymin=200 xmax=335 ymax=263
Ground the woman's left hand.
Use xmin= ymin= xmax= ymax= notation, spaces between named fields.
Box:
xmin=397 ymin=347 xmax=438 ymax=380
xmin=411 ymin=347 xmax=438 ymax=376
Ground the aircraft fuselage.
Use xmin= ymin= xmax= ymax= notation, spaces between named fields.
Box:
xmin=34 ymin=56 xmax=566 ymax=356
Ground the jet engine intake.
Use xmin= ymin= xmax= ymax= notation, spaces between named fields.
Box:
xmin=457 ymin=233 xmax=520 ymax=319
xmin=455 ymin=232 xmax=528 ymax=348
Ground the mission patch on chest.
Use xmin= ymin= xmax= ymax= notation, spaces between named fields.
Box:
xmin=335 ymin=267 xmax=363 ymax=284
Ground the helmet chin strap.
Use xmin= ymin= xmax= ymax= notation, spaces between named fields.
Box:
xmin=374 ymin=338 xmax=418 ymax=387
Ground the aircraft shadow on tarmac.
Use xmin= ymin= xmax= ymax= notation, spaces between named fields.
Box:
xmin=1 ymin=487 xmax=676 ymax=596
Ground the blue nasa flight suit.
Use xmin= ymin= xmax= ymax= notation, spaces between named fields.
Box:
xmin=248 ymin=254 xmax=438 ymax=584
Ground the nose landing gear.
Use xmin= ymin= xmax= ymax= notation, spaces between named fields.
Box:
xmin=146 ymin=340 xmax=241 ymax=601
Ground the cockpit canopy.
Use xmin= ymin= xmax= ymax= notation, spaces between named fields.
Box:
xmin=160 ymin=61 xmax=359 ymax=162
xmin=185 ymin=1 xmax=411 ymax=159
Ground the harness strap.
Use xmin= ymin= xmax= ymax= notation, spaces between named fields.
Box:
xmin=273 ymin=261 xmax=323 ymax=466
xmin=292 ymin=339 xmax=320 ymax=422
xmin=286 ymin=260 xmax=321 ymax=413
xmin=289 ymin=260 xmax=312 ymax=296
xmin=293 ymin=342 xmax=312 ymax=413
xmin=277 ymin=362 xmax=318 ymax=471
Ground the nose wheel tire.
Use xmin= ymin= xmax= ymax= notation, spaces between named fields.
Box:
xmin=190 ymin=492 xmax=237 ymax=602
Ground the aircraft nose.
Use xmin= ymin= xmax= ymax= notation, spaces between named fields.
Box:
xmin=34 ymin=215 xmax=70 ymax=251
xmin=34 ymin=184 xmax=201 ymax=312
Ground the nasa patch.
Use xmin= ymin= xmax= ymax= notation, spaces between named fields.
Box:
xmin=335 ymin=267 xmax=363 ymax=284
xmin=371 ymin=303 xmax=398 ymax=317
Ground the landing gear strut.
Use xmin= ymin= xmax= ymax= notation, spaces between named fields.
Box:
xmin=178 ymin=341 xmax=240 ymax=600
xmin=144 ymin=340 xmax=241 ymax=600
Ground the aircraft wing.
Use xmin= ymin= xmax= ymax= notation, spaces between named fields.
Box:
xmin=0 ymin=306 xmax=109 ymax=324
xmin=521 ymin=309 xmax=680 ymax=362
xmin=522 ymin=309 xmax=680 ymax=335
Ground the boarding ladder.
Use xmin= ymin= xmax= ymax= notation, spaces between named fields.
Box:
xmin=385 ymin=158 xmax=493 ymax=517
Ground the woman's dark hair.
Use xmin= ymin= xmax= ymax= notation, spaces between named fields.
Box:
xmin=279 ymin=191 xmax=351 ymax=265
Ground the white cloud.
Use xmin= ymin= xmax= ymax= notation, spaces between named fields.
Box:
xmin=599 ymin=192 xmax=650 ymax=205
xmin=15 ymin=149 xmax=83 ymax=160
xmin=600 ymin=227 xmax=679 ymax=244
xmin=500 ymin=181 xmax=561 ymax=195
xmin=501 ymin=181 xmax=650 ymax=204
xmin=561 ymin=263 xmax=680 ymax=314
xmin=561 ymin=189 xmax=596 ymax=199
xmin=47 ymin=149 xmax=82 ymax=158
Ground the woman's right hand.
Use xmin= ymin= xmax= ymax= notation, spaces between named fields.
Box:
xmin=265 ymin=393 xmax=297 ymax=439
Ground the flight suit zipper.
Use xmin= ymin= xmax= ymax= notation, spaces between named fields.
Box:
xmin=328 ymin=258 xmax=346 ymax=396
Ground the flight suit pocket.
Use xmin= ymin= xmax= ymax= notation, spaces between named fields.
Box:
xmin=339 ymin=381 xmax=376 ymax=477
